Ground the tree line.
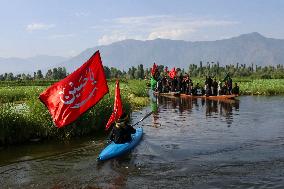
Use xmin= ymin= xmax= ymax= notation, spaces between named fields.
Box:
xmin=0 ymin=62 xmax=284 ymax=81
xmin=186 ymin=62 xmax=284 ymax=79
xmin=0 ymin=67 xmax=67 ymax=81
xmin=104 ymin=62 xmax=284 ymax=79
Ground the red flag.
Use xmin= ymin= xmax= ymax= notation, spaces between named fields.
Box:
xmin=105 ymin=80 xmax=123 ymax=130
xmin=151 ymin=63 xmax=158 ymax=76
xmin=39 ymin=51 xmax=109 ymax=128
xmin=169 ymin=67 xmax=176 ymax=79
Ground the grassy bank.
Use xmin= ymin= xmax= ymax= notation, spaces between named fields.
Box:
xmin=237 ymin=79 xmax=284 ymax=95
xmin=0 ymin=80 xmax=149 ymax=146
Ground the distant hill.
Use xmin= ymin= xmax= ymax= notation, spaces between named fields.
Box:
xmin=58 ymin=32 xmax=284 ymax=73
xmin=2 ymin=32 xmax=284 ymax=74
xmin=0 ymin=55 xmax=68 ymax=74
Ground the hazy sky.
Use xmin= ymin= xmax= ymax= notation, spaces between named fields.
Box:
xmin=0 ymin=0 xmax=283 ymax=58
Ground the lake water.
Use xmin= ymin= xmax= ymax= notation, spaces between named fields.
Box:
xmin=0 ymin=96 xmax=284 ymax=188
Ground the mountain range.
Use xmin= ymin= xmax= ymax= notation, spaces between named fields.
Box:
xmin=0 ymin=55 xmax=68 ymax=74
xmin=1 ymin=32 xmax=284 ymax=74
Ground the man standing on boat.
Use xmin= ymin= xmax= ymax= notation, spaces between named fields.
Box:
xmin=228 ymin=77 xmax=233 ymax=94
xmin=208 ymin=76 xmax=213 ymax=93
xmin=181 ymin=73 xmax=189 ymax=94
xmin=150 ymin=63 xmax=159 ymax=92
xmin=161 ymin=75 xmax=169 ymax=93
xmin=169 ymin=67 xmax=177 ymax=92
xmin=212 ymin=78 xmax=218 ymax=96
xmin=223 ymin=73 xmax=233 ymax=94
xmin=205 ymin=84 xmax=212 ymax=96
xmin=232 ymin=83 xmax=240 ymax=95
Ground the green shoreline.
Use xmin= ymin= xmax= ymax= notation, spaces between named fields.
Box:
xmin=1 ymin=78 xmax=284 ymax=146
xmin=0 ymin=80 xmax=149 ymax=146
xmin=185 ymin=78 xmax=284 ymax=95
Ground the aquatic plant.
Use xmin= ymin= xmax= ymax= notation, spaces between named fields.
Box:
xmin=190 ymin=78 xmax=284 ymax=95
xmin=238 ymin=79 xmax=284 ymax=95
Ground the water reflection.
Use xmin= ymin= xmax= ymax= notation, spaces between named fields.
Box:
xmin=1 ymin=96 xmax=284 ymax=188
xmin=154 ymin=96 xmax=239 ymax=127
xmin=150 ymin=94 xmax=161 ymax=128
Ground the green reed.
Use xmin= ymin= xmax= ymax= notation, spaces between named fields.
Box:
xmin=0 ymin=86 xmax=45 ymax=103
xmin=0 ymin=80 xmax=149 ymax=146
xmin=237 ymin=79 xmax=284 ymax=95
xmin=190 ymin=78 xmax=284 ymax=95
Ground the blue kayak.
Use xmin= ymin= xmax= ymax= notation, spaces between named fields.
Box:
xmin=97 ymin=127 xmax=143 ymax=161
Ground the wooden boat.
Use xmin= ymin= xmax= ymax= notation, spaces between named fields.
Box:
xmin=180 ymin=94 xmax=238 ymax=100
xmin=154 ymin=91 xmax=180 ymax=97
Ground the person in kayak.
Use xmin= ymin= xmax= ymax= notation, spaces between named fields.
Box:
xmin=109 ymin=113 xmax=136 ymax=144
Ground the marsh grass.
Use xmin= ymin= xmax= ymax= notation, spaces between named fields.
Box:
xmin=237 ymin=79 xmax=284 ymax=95
xmin=191 ymin=78 xmax=284 ymax=95
xmin=1 ymin=78 xmax=283 ymax=145
xmin=0 ymin=86 xmax=45 ymax=103
xmin=0 ymin=80 xmax=148 ymax=145
xmin=0 ymin=80 xmax=57 ymax=87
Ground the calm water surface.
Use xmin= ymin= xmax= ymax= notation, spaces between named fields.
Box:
xmin=0 ymin=96 xmax=284 ymax=188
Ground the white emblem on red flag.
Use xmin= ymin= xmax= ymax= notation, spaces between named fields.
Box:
xmin=58 ymin=68 xmax=98 ymax=108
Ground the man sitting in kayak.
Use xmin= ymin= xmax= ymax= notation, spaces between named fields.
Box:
xmin=109 ymin=113 xmax=136 ymax=144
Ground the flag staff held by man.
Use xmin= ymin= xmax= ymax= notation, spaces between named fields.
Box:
xmin=106 ymin=80 xmax=136 ymax=144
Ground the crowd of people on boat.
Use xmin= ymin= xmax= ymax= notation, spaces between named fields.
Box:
xmin=150 ymin=63 xmax=239 ymax=96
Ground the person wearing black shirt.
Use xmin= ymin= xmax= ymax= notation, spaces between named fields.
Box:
xmin=109 ymin=113 xmax=136 ymax=144
xmin=212 ymin=78 xmax=218 ymax=96
xmin=232 ymin=83 xmax=240 ymax=95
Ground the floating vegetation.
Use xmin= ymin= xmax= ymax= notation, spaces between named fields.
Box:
xmin=237 ymin=79 xmax=284 ymax=95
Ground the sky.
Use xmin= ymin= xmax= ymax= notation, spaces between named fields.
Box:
xmin=0 ymin=0 xmax=284 ymax=58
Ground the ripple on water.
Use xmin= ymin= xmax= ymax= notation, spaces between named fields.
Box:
xmin=1 ymin=96 xmax=284 ymax=188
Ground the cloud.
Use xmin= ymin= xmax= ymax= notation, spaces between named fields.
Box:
xmin=148 ymin=29 xmax=196 ymax=40
xmin=95 ymin=15 xmax=238 ymax=45
xmin=98 ymin=33 xmax=128 ymax=45
xmin=26 ymin=23 xmax=55 ymax=32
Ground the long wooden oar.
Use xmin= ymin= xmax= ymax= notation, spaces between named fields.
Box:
xmin=131 ymin=111 xmax=153 ymax=127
